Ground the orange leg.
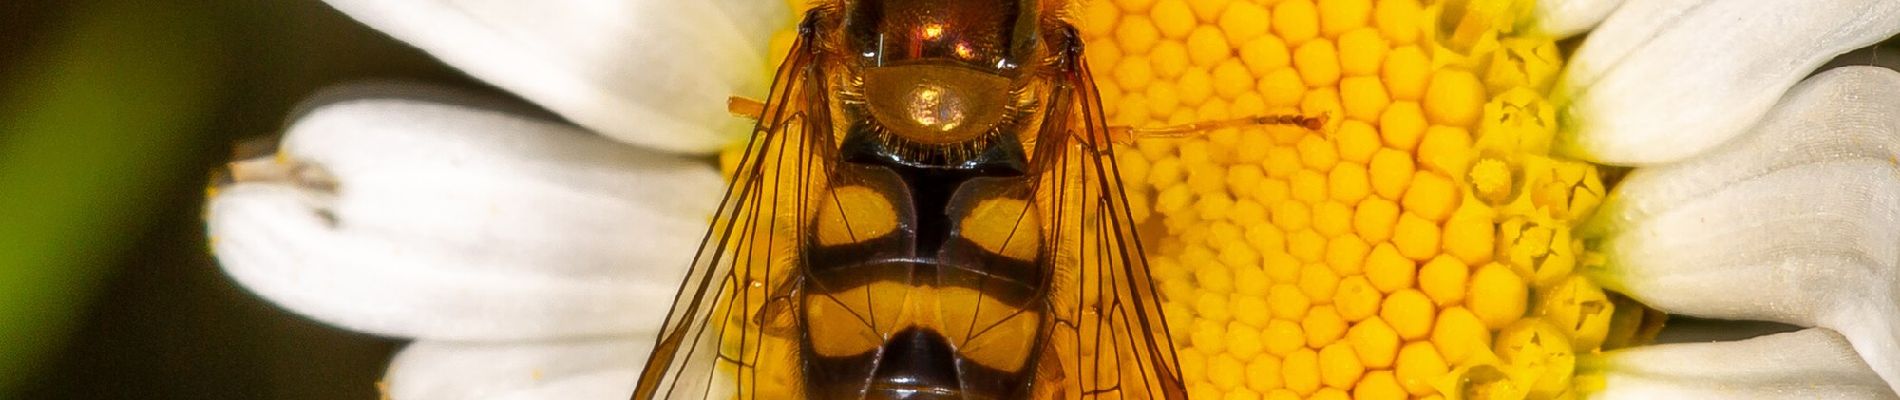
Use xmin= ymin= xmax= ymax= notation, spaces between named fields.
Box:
xmin=729 ymin=96 xmax=767 ymax=120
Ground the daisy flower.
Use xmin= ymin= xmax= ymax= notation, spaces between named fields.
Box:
xmin=207 ymin=0 xmax=1900 ymax=398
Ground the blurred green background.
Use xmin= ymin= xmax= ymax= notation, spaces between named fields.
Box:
xmin=0 ymin=0 xmax=485 ymax=398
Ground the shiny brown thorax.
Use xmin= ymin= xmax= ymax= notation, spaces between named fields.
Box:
xmin=796 ymin=1 xmax=1072 ymax=399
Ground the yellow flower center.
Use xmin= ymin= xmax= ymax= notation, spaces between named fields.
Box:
xmin=1077 ymin=0 xmax=1648 ymax=398
xmin=723 ymin=1 xmax=1659 ymax=399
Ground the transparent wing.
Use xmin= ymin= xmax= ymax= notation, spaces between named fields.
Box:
xmin=1034 ymin=28 xmax=1189 ymax=400
xmin=632 ymin=18 xmax=828 ymax=400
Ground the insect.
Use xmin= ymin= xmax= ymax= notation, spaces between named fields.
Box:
xmin=633 ymin=1 xmax=1322 ymax=399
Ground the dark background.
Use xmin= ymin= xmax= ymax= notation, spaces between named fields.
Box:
xmin=0 ymin=1 xmax=1895 ymax=400
xmin=1 ymin=1 xmax=485 ymax=398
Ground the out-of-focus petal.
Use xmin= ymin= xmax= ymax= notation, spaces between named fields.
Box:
xmin=1557 ymin=1 xmax=1900 ymax=165
xmin=1530 ymin=0 xmax=1623 ymax=38
xmin=208 ymin=86 xmax=724 ymax=340
xmin=319 ymin=0 xmax=790 ymax=154
xmin=1587 ymin=67 xmax=1900 ymax=390
xmin=1589 ymin=329 xmax=1898 ymax=400
xmin=384 ymin=338 xmax=646 ymax=400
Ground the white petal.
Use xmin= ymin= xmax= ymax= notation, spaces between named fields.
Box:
xmin=320 ymin=0 xmax=791 ymax=154
xmin=209 ymin=86 xmax=724 ymax=340
xmin=1588 ymin=67 xmax=1900 ymax=391
xmin=1590 ymin=329 xmax=1898 ymax=400
xmin=384 ymin=338 xmax=648 ymax=400
xmin=1531 ymin=0 xmax=1623 ymax=38
xmin=1556 ymin=0 xmax=1900 ymax=165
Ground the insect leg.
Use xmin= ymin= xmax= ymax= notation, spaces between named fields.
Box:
xmin=1104 ymin=112 xmax=1330 ymax=145
xmin=728 ymin=96 xmax=767 ymax=121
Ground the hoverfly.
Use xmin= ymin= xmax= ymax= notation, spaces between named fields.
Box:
xmin=633 ymin=1 xmax=1322 ymax=399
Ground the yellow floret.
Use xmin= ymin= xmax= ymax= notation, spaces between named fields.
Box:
xmin=1269 ymin=284 xmax=1313 ymax=320
xmin=1118 ymin=55 xmax=1157 ymax=91
xmin=1312 ymin=201 xmax=1353 ymax=238
xmin=1302 ymin=305 xmax=1346 ymax=347
xmin=1151 ymin=82 xmax=1184 ymax=113
xmin=1353 ymin=371 xmax=1407 ymax=400
xmin=1196 ymin=318 xmax=1232 ymax=353
xmin=1339 ymin=77 xmax=1390 ymax=122
xmin=1441 ymin=209 xmax=1494 ymax=265
xmin=1214 ymin=59 xmax=1257 ymax=99
xmin=1293 ymin=40 xmax=1341 ymax=88
xmin=1351 ymin=198 xmax=1399 ymax=243
xmin=1394 ymin=342 xmax=1447 ymax=395
xmin=1333 ymin=121 xmax=1381 ymax=163
xmin=1265 ymin=319 xmax=1308 ymax=356
xmin=1189 ymin=25 xmax=1234 ymax=68
xmin=1181 ymin=67 xmax=1216 ymax=105
xmin=1390 ymin=213 xmax=1439 ymax=260
xmin=1366 ymin=148 xmax=1414 ymax=199
xmin=1154 ymin=41 xmax=1193 ymax=79
xmin=1345 ymin=317 xmax=1400 ymax=368
xmin=1317 ymin=343 xmax=1365 ymax=389
xmin=1199 ymin=292 xmax=1236 ymax=322
xmin=1283 ymin=348 xmax=1323 ymax=395
xmin=1468 ymin=262 xmax=1528 ymax=329
xmin=1258 ymin=68 xmax=1308 ymax=107
xmin=1336 ymin=28 xmax=1388 ymax=76
xmin=1248 ymin=353 xmax=1286 ymax=392
xmin=1371 ymin=0 xmax=1421 ymax=44
xmin=1361 ymin=243 xmax=1414 ymax=293
xmin=1399 ymin=171 xmax=1457 ymax=222
xmin=1187 ymin=0 xmax=1230 ymax=22
xmin=1316 ymin=0 xmax=1372 ymax=37
xmin=1117 ymin=15 xmax=1162 ymax=54
xmin=1297 ymin=135 xmax=1340 ymax=172
xmin=1299 ymin=264 xmax=1341 ymax=305
xmin=1537 ymin=276 xmax=1614 ymax=350
xmin=1236 ymin=293 xmax=1273 ymax=326
xmin=1494 ymin=319 xmax=1577 ymax=398
xmin=1377 ymin=102 xmax=1427 ymax=150
xmin=1423 ymin=69 xmax=1484 ymax=126
xmin=1331 ymin=276 xmax=1381 ymax=321
xmin=1381 ymin=46 xmax=1430 ymax=100
xmin=1153 ymin=0 xmax=1198 ymax=39
xmin=1416 ymin=255 xmax=1467 ymax=306
xmin=1211 ymin=353 xmax=1247 ymax=389
xmin=1240 ymin=35 xmax=1293 ymax=75
xmin=1326 ymin=164 xmax=1370 ymax=204
xmin=1323 ymin=234 xmax=1368 ymax=275
xmin=1377 ymin=288 xmax=1435 ymax=340
xmin=1272 ymin=0 xmax=1321 ymax=45
xmin=1229 ymin=323 xmax=1267 ymax=359
xmin=1429 ymin=307 xmax=1490 ymax=364
xmin=1289 ymin=230 xmax=1327 ymax=263
xmin=1291 ymin=170 xmax=1328 ymax=203
xmin=1416 ymin=125 xmax=1474 ymax=178
xmin=1220 ymin=2 xmax=1272 ymax=44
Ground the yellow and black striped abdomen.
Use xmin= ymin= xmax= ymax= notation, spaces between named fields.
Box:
xmin=801 ymin=153 xmax=1050 ymax=399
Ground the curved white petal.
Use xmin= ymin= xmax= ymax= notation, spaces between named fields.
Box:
xmin=320 ymin=0 xmax=790 ymax=154
xmin=1587 ymin=67 xmax=1900 ymax=391
xmin=1531 ymin=0 xmax=1623 ymax=38
xmin=209 ymin=86 xmax=724 ymax=340
xmin=1590 ymin=329 xmax=1898 ymax=400
xmin=384 ymin=338 xmax=648 ymax=400
xmin=1556 ymin=0 xmax=1900 ymax=165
